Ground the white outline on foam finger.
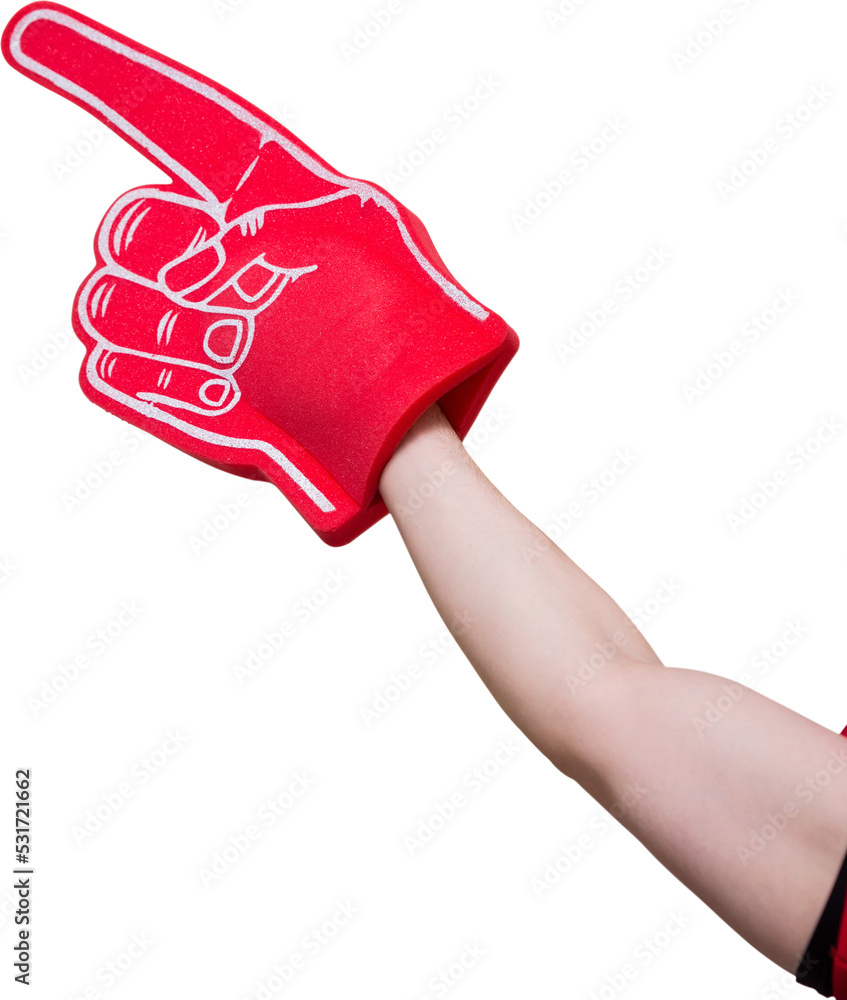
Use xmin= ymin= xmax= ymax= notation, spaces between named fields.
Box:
xmin=9 ymin=6 xmax=495 ymax=518
xmin=9 ymin=8 xmax=488 ymax=319
xmin=89 ymin=189 xmax=319 ymax=413
xmin=79 ymin=278 xmax=335 ymax=513
xmin=80 ymin=184 xmax=333 ymax=508
xmin=203 ymin=319 xmax=243 ymax=364
xmin=112 ymin=199 xmax=144 ymax=257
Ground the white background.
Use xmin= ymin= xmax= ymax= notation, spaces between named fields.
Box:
xmin=3 ymin=0 xmax=847 ymax=998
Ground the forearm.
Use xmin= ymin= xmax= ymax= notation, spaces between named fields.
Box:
xmin=378 ymin=403 xmax=663 ymax=770
xmin=380 ymin=407 xmax=847 ymax=977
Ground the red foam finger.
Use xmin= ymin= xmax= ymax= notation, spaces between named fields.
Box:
xmin=2 ymin=3 xmax=344 ymax=204
xmin=87 ymin=346 xmax=238 ymax=416
xmin=83 ymin=273 xmax=247 ymax=369
xmin=99 ymin=191 xmax=222 ymax=283
xmin=7 ymin=3 xmax=520 ymax=545
xmin=78 ymin=336 xmax=367 ymax=544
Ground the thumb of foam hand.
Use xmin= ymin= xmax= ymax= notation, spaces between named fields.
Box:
xmin=2 ymin=2 xmax=518 ymax=545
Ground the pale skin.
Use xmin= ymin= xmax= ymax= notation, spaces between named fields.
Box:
xmin=377 ymin=401 xmax=847 ymax=980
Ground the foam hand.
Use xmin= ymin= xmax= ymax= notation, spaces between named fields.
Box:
xmin=2 ymin=3 xmax=518 ymax=544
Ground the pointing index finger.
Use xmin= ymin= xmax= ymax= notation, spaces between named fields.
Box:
xmin=4 ymin=3 xmax=290 ymax=203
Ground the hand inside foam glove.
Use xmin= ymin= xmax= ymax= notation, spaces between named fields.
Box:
xmin=2 ymin=3 xmax=518 ymax=545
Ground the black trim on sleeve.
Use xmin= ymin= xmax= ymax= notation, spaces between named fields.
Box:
xmin=796 ymin=846 xmax=847 ymax=997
